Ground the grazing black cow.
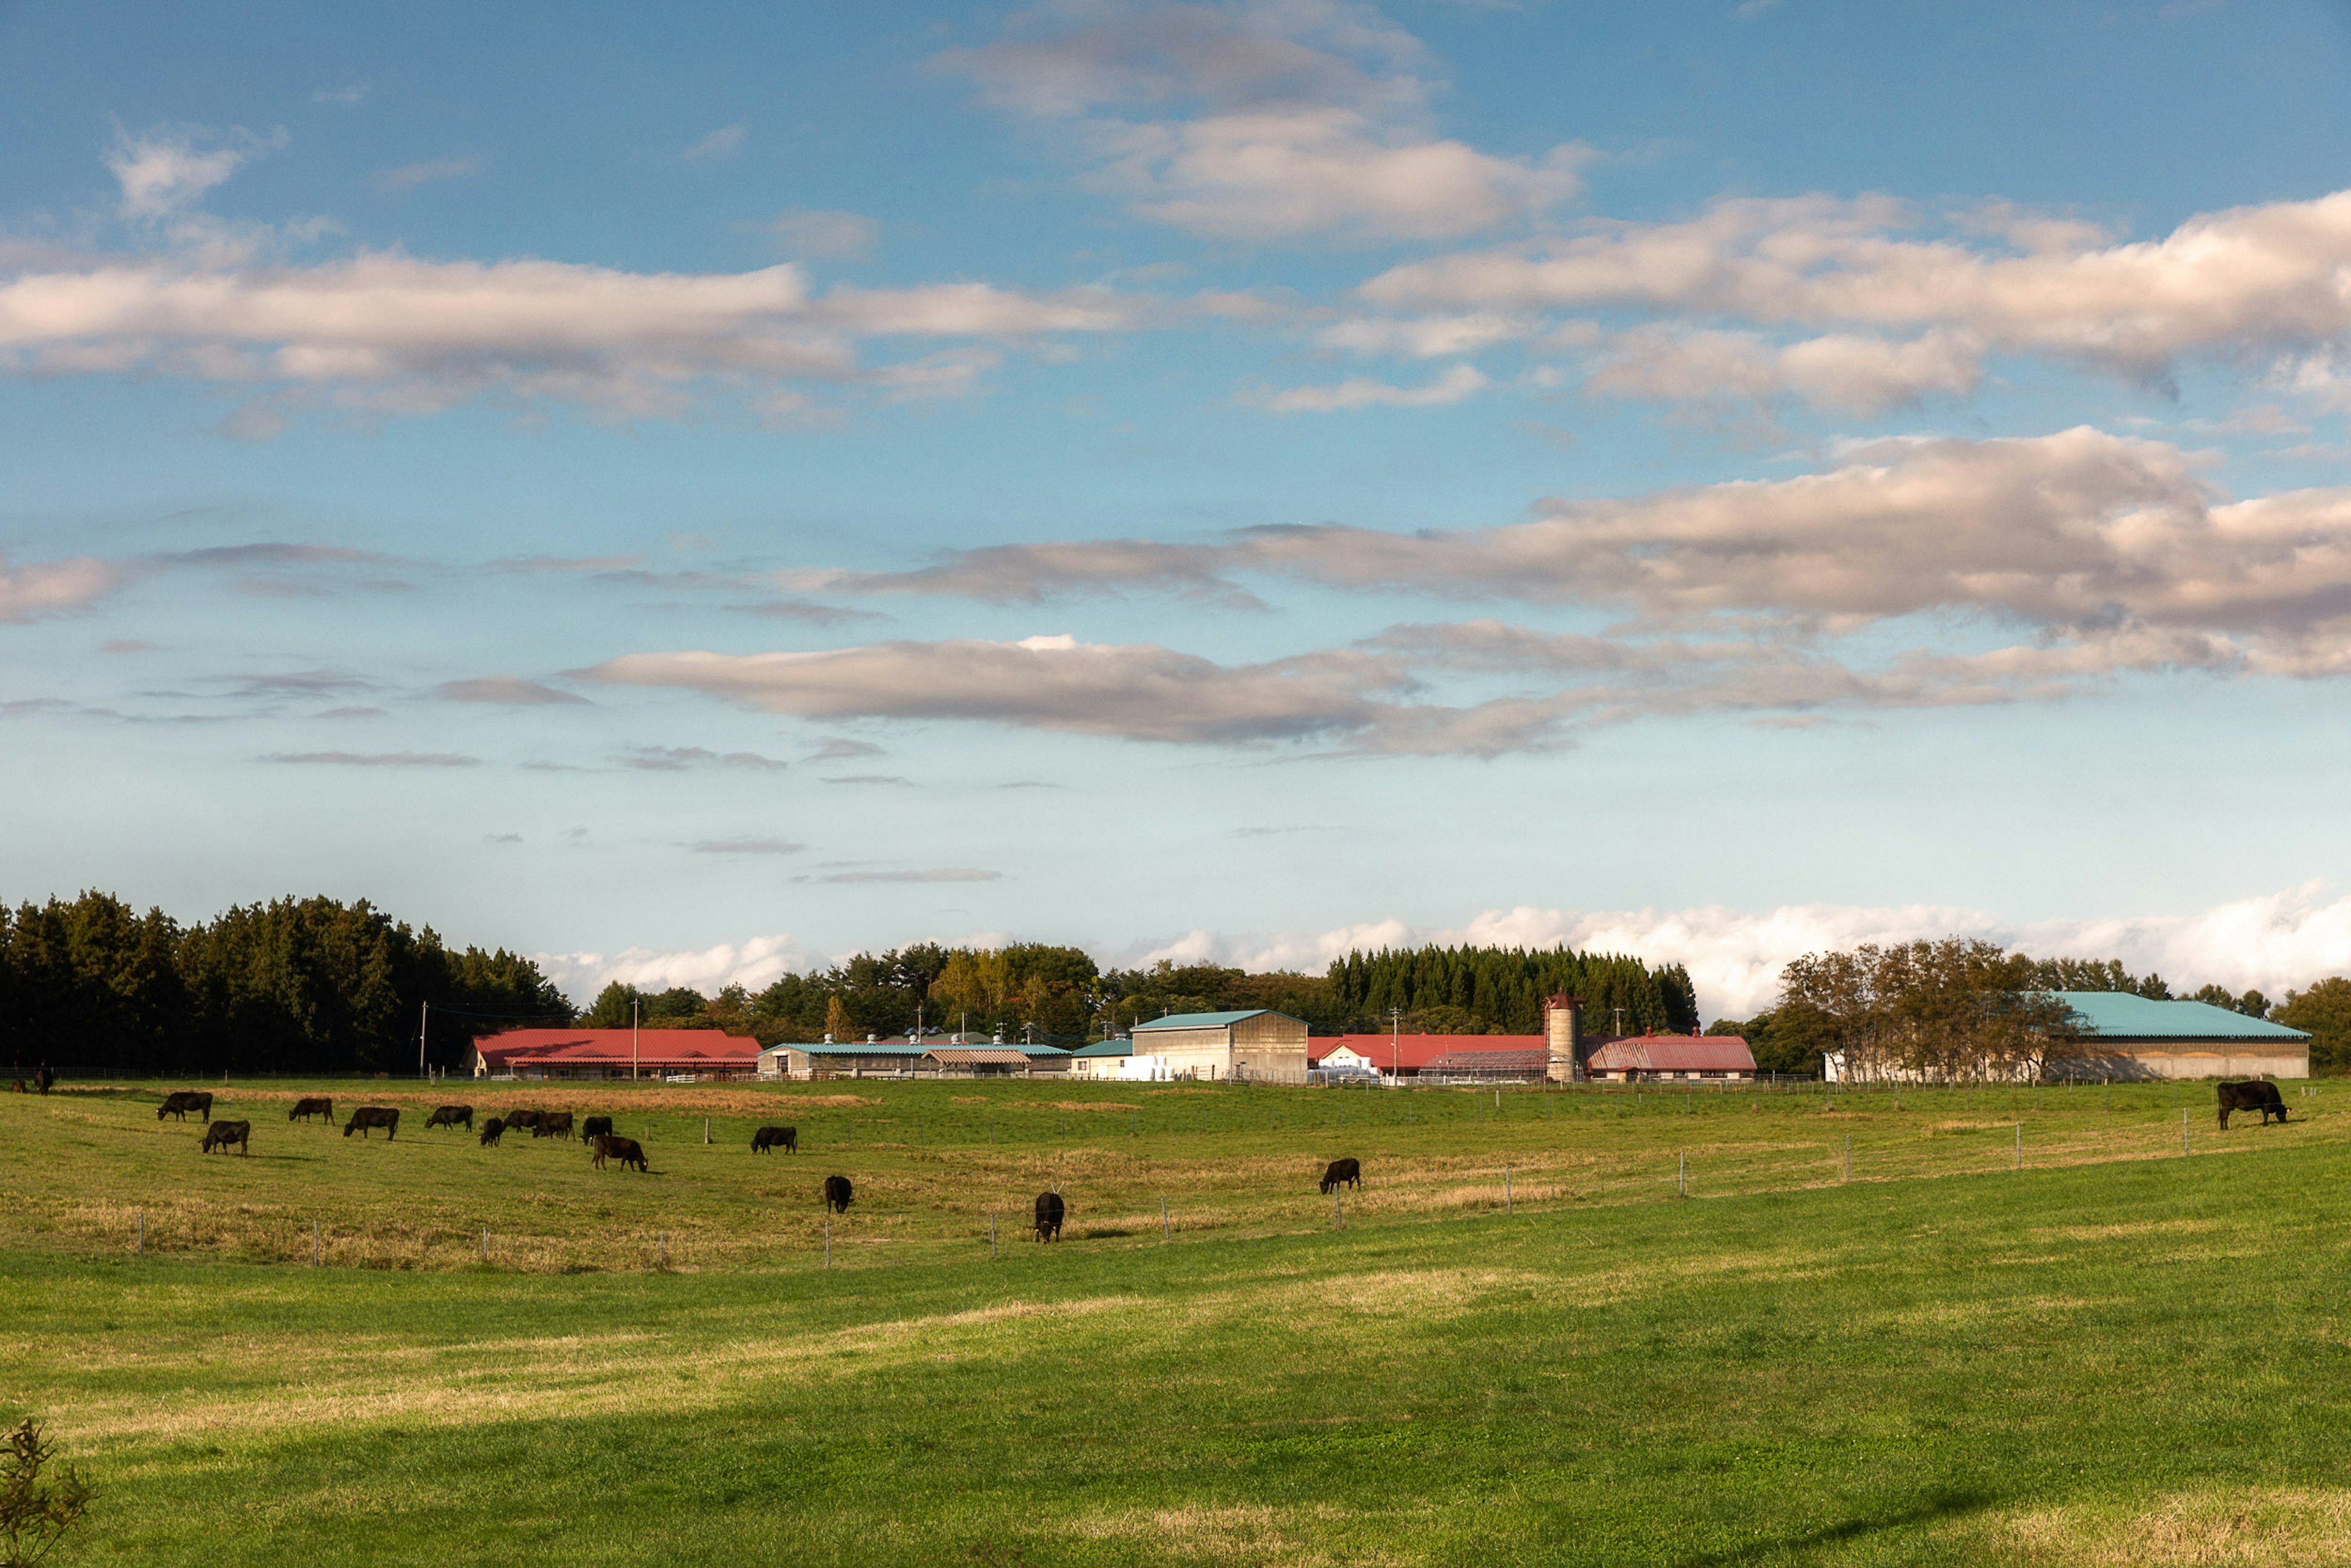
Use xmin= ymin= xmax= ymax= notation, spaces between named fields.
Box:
xmin=288 ymin=1097 xmax=334 ymax=1124
xmin=823 ymin=1174 xmax=853 ymax=1214
xmin=579 ymin=1115 xmax=613 ymax=1143
xmin=1033 ymin=1191 xmax=1065 ymax=1242
xmin=751 ymin=1125 xmax=797 ymax=1154
xmin=503 ymin=1109 xmax=543 ymax=1133
xmin=1319 ymin=1157 xmax=1362 ymax=1195
xmin=424 ymin=1105 xmax=473 ymax=1131
xmin=478 ymin=1116 xmax=506 ymax=1147
xmin=34 ymin=1063 xmax=54 ymax=1095
xmin=200 ymin=1120 xmax=251 ymax=1156
xmin=2218 ymin=1080 xmax=2289 ymax=1130
xmin=590 ymin=1133 xmax=649 ymax=1173
xmin=533 ymin=1111 xmax=574 ymax=1139
xmin=157 ymin=1091 xmax=213 ymax=1122
xmin=343 ymin=1106 xmax=400 ymax=1139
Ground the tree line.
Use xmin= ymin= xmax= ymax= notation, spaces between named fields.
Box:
xmin=587 ymin=942 xmax=1701 ymax=1045
xmin=1 ymin=891 xmax=570 ymax=1078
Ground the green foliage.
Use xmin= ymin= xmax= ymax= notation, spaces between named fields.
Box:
xmin=1775 ymin=939 xmax=2080 ymax=1079
xmin=2191 ymin=982 xmax=2273 ymax=1018
xmin=1323 ymin=945 xmax=1699 ymax=1036
xmin=2278 ymin=977 xmax=2351 ymax=1072
xmin=2015 ymin=955 xmax=2174 ymax=999
xmin=1706 ymin=1011 xmax=1811 ymax=1076
xmin=0 ymin=1418 xmax=91 ymax=1568
xmin=0 ymin=891 xmax=571 ymax=1076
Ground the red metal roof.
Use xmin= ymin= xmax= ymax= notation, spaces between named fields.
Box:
xmin=1310 ymin=1033 xmax=1549 ymax=1071
xmin=474 ymin=1029 xmax=762 ymax=1068
xmin=1585 ymin=1036 xmax=1755 ymax=1073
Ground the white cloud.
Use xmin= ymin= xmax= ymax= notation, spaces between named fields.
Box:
xmin=1363 ymin=187 xmax=2351 ymax=381
xmin=107 ymin=127 xmax=272 ymax=219
xmin=1104 ymin=109 xmax=1586 ymax=243
xmin=939 ymin=2 xmax=1586 ymax=242
xmin=0 ymin=555 xmax=128 ymax=621
xmin=801 ymin=427 xmax=2351 ymax=672
xmin=1249 ymin=362 xmax=1486 ymax=411
xmin=0 ymin=252 xmax=1144 ymax=416
xmin=1582 ymin=325 xmax=1982 ymax=419
xmin=582 ymin=635 xmax=1418 ymax=746
xmin=535 ymin=932 xmax=825 ymax=1002
xmin=1318 ymin=311 xmax=1537 ymax=358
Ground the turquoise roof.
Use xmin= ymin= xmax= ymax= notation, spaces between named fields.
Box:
xmin=1133 ymin=1009 xmax=1289 ymax=1031
xmin=2055 ymin=992 xmax=2309 ymax=1042
xmin=800 ymin=1040 xmax=931 ymax=1056
xmin=1069 ymin=1038 xmax=1133 ymax=1057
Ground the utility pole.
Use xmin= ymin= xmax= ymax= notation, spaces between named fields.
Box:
xmin=632 ymin=997 xmax=640 ymax=1082
xmin=1390 ymin=1006 xmax=1401 ymax=1084
xmin=418 ymin=1000 xmax=429 ymax=1078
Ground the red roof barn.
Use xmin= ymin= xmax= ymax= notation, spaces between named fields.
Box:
xmin=1583 ymin=1035 xmax=1755 ymax=1080
xmin=473 ymin=1028 xmax=762 ymax=1081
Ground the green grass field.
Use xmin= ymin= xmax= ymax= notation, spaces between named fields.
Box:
xmin=7 ymin=1076 xmax=2347 ymax=1565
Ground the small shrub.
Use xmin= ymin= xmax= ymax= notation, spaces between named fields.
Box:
xmin=1 ymin=1418 xmax=92 ymax=1568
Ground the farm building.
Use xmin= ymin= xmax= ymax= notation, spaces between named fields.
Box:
xmin=1821 ymin=992 xmax=2312 ymax=1083
xmin=1130 ymin=1010 xmax=1311 ymax=1083
xmin=757 ymin=1037 xmax=1072 ymax=1079
xmin=1066 ymin=1038 xmax=1178 ymax=1080
xmin=2056 ymin=992 xmax=2309 ymax=1079
xmin=1583 ymin=1035 xmax=1757 ymax=1082
xmin=1309 ymin=1007 xmax=1750 ymax=1084
xmin=473 ymin=1028 xmax=762 ymax=1081
xmin=1310 ymin=1033 xmax=1550 ymax=1081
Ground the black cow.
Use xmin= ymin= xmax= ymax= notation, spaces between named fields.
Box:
xmin=2218 ymin=1080 xmax=2289 ymax=1130
xmin=34 ymin=1063 xmax=54 ymax=1095
xmin=503 ymin=1109 xmax=544 ymax=1133
xmin=1319 ymin=1157 xmax=1362 ymax=1195
xmin=200 ymin=1120 xmax=251 ymax=1156
xmin=751 ymin=1125 xmax=797 ymax=1154
xmin=424 ymin=1104 xmax=473 ymax=1131
xmin=157 ymin=1090 xmax=213 ymax=1123
xmin=823 ymin=1174 xmax=853 ymax=1214
xmin=1033 ymin=1191 xmax=1065 ymax=1242
xmin=580 ymin=1115 xmax=614 ymax=1143
xmin=288 ymin=1097 xmax=334 ymax=1123
xmin=590 ymin=1133 xmax=649 ymax=1172
xmin=534 ymin=1111 xmax=574 ymax=1139
xmin=478 ymin=1116 xmax=506 ymax=1147
xmin=343 ymin=1106 xmax=400 ymax=1139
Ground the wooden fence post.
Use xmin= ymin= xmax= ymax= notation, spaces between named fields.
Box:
xmin=1161 ymin=1198 xmax=1169 ymax=1240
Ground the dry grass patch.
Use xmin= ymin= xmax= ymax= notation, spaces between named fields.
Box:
xmin=1996 ymin=1487 xmax=2351 ymax=1566
xmin=1063 ymin=1502 xmax=1381 ymax=1567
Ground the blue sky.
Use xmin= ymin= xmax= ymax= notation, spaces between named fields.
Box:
xmin=7 ymin=0 xmax=2351 ymax=1013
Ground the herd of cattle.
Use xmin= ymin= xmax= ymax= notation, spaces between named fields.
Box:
xmin=155 ymin=1091 xmax=803 ymax=1179
xmin=130 ymin=1078 xmax=2304 ymax=1244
